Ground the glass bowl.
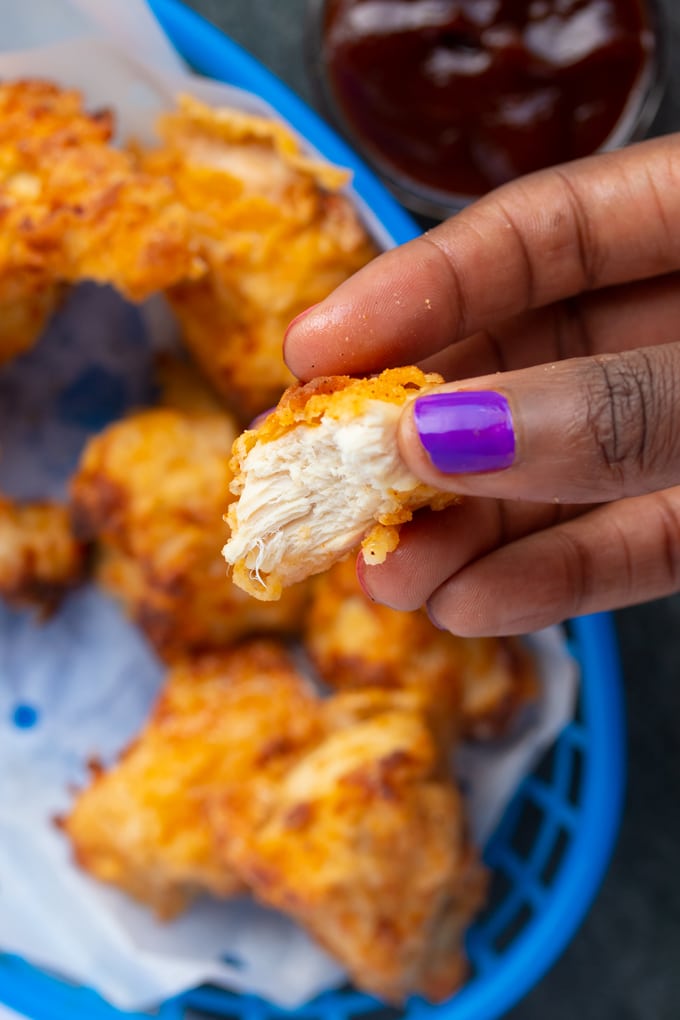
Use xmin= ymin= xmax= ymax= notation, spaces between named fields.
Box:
xmin=306 ymin=0 xmax=668 ymax=219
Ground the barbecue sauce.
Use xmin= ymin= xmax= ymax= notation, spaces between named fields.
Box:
xmin=322 ymin=0 xmax=655 ymax=200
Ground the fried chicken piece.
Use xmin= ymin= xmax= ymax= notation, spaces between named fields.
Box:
xmin=0 ymin=496 xmax=87 ymax=614
xmin=138 ymin=96 xmax=377 ymax=417
xmin=306 ymin=558 xmax=462 ymax=744
xmin=222 ymin=367 xmax=456 ymax=600
xmin=306 ymin=557 xmax=537 ymax=742
xmin=453 ymin=634 xmax=538 ymax=740
xmin=70 ymin=406 xmax=307 ymax=659
xmin=213 ymin=686 xmax=486 ymax=1003
xmin=0 ymin=279 xmax=65 ymax=367
xmin=0 ymin=80 xmax=203 ymax=365
xmin=63 ymin=641 xmax=321 ymax=918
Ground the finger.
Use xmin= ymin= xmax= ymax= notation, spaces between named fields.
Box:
xmin=426 ymin=486 xmax=680 ymax=635
xmin=418 ymin=271 xmax=680 ymax=380
xmin=285 ymin=134 xmax=680 ymax=379
xmin=357 ymin=497 xmax=585 ymax=611
xmin=399 ymin=343 xmax=680 ymax=504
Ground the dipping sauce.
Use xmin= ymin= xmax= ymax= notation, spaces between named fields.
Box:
xmin=321 ymin=0 xmax=657 ymax=205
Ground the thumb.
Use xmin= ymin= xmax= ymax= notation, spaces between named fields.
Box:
xmin=399 ymin=343 xmax=680 ymax=503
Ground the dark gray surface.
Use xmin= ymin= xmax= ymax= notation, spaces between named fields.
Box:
xmin=184 ymin=3 xmax=680 ymax=1018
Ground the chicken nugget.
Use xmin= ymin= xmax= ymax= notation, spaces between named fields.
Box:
xmin=63 ymin=640 xmax=321 ymax=918
xmin=306 ymin=557 xmax=537 ymax=742
xmin=139 ymin=96 xmax=377 ymax=417
xmin=0 ymin=80 xmax=203 ymax=365
xmin=213 ymin=686 xmax=486 ymax=1003
xmin=222 ymin=367 xmax=456 ymax=600
xmin=0 ymin=496 xmax=87 ymax=614
xmin=70 ymin=406 xmax=307 ymax=659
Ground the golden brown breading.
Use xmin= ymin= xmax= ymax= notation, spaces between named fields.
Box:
xmin=213 ymin=686 xmax=486 ymax=1003
xmin=63 ymin=641 xmax=321 ymax=919
xmin=453 ymin=634 xmax=538 ymax=741
xmin=0 ymin=280 xmax=65 ymax=367
xmin=70 ymin=406 xmax=307 ymax=659
xmin=306 ymin=558 xmax=462 ymax=744
xmin=222 ymin=368 xmax=456 ymax=600
xmin=0 ymin=80 xmax=203 ymax=365
xmin=0 ymin=496 xmax=87 ymax=614
xmin=138 ymin=96 xmax=377 ymax=417
xmin=305 ymin=557 xmax=537 ymax=742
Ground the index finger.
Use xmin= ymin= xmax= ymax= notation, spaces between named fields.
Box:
xmin=284 ymin=134 xmax=680 ymax=380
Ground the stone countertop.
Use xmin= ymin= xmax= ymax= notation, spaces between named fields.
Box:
xmin=184 ymin=3 xmax=680 ymax=1017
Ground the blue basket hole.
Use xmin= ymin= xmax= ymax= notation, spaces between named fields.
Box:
xmin=572 ymin=689 xmax=586 ymax=728
xmin=539 ymin=825 xmax=571 ymax=888
xmin=11 ymin=702 xmax=40 ymax=729
xmin=184 ymin=985 xmax=246 ymax=1016
xmin=353 ymin=1007 xmax=403 ymax=1020
xmin=219 ymin=954 xmax=245 ymax=971
xmin=531 ymin=743 xmax=558 ymax=788
xmin=470 ymin=866 xmax=513 ymax=932
xmin=185 ymin=1009 xmax=240 ymax=1020
xmin=509 ymin=797 xmax=545 ymax=862
xmin=491 ymin=901 xmax=534 ymax=954
xmin=567 ymin=747 xmax=585 ymax=807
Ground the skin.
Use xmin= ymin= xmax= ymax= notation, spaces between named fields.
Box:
xmin=283 ymin=134 xmax=680 ymax=636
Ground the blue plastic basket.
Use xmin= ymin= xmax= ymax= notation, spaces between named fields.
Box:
xmin=0 ymin=3 xmax=626 ymax=1019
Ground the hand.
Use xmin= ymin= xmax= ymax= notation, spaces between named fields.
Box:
xmin=284 ymin=135 xmax=680 ymax=635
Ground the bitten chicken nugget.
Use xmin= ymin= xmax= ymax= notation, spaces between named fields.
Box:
xmin=0 ymin=80 xmax=203 ymax=366
xmin=63 ymin=641 xmax=321 ymax=918
xmin=0 ymin=496 xmax=87 ymax=614
xmin=138 ymin=96 xmax=377 ymax=417
xmin=222 ymin=367 xmax=456 ymax=600
xmin=70 ymin=406 xmax=307 ymax=659
xmin=213 ymin=686 xmax=486 ymax=1004
xmin=306 ymin=558 xmax=537 ymax=742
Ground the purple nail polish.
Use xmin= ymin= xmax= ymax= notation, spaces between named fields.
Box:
xmin=414 ymin=391 xmax=515 ymax=474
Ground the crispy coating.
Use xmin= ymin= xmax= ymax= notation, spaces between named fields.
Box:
xmin=0 ymin=496 xmax=87 ymax=614
xmin=452 ymin=633 xmax=538 ymax=740
xmin=0 ymin=280 xmax=65 ymax=367
xmin=306 ymin=558 xmax=537 ymax=742
xmin=138 ymin=96 xmax=377 ymax=417
xmin=0 ymin=80 xmax=203 ymax=365
xmin=222 ymin=368 xmax=456 ymax=600
xmin=63 ymin=641 xmax=320 ymax=918
xmin=213 ymin=686 xmax=486 ymax=1003
xmin=70 ymin=406 xmax=307 ymax=659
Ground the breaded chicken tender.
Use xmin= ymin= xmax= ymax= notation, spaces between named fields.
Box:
xmin=213 ymin=687 xmax=486 ymax=1003
xmin=138 ymin=96 xmax=377 ymax=416
xmin=452 ymin=634 xmax=538 ymax=741
xmin=0 ymin=279 xmax=65 ymax=366
xmin=63 ymin=641 xmax=320 ymax=918
xmin=222 ymin=367 xmax=456 ymax=600
xmin=0 ymin=496 xmax=87 ymax=614
xmin=0 ymin=80 xmax=203 ymax=365
xmin=306 ymin=558 xmax=537 ymax=742
xmin=70 ymin=405 xmax=307 ymax=659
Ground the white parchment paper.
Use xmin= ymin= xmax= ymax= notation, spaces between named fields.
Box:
xmin=0 ymin=0 xmax=579 ymax=1010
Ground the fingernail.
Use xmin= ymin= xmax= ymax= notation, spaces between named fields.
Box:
xmin=413 ymin=390 xmax=515 ymax=474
